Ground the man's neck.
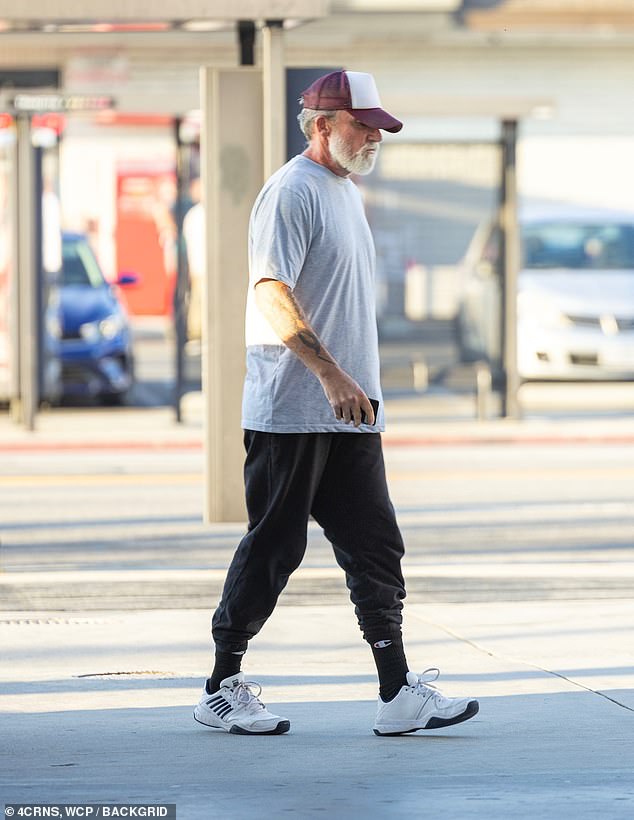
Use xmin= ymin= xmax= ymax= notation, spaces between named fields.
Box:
xmin=302 ymin=147 xmax=349 ymax=178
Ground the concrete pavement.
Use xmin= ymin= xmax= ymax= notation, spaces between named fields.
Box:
xmin=1 ymin=393 xmax=634 ymax=818
xmin=2 ymin=602 xmax=634 ymax=818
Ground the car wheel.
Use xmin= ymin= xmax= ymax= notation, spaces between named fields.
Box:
xmin=100 ymin=390 xmax=129 ymax=407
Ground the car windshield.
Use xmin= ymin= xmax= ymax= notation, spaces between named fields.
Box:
xmin=61 ymin=238 xmax=106 ymax=287
xmin=522 ymin=222 xmax=634 ymax=270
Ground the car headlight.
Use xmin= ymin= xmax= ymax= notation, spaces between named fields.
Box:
xmin=99 ymin=314 xmax=125 ymax=340
xmin=517 ymin=291 xmax=572 ymax=329
xmin=79 ymin=313 xmax=125 ymax=342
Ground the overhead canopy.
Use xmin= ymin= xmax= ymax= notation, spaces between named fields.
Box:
xmin=332 ymin=0 xmax=459 ymax=9
xmin=0 ymin=0 xmax=328 ymax=23
xmin=463 ymin=0 xmax=634 ymax=30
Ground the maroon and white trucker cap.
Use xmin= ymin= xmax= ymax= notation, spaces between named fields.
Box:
xmin=301 ymin=70 xmax=403 ymax=134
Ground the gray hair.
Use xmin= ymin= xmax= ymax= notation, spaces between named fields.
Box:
xmin=297 ymin=103 xmax=337 ymax=141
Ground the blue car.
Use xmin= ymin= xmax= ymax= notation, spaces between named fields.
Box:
xmin=59 ymin=232 xmax=137 ymax=403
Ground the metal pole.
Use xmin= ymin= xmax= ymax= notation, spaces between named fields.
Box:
xmin=475 ymin=360 xmax=492 ymax=421
xmin=34 ymin=145 xmax=45 ymax=406
xmin=499 ymin=119 xmax=521 ymax=419
xmin=237 ymin=21 xmax=256 ymax=67
xmin=16 ymin=115 xmax=37 ymax=431
xmin=262 ymin=20 xmax=286 ymax=180
xmin=172 ymin=117 xmax=188 ymax=423
xmin=8 ymin=118 xmax=21 ymax=422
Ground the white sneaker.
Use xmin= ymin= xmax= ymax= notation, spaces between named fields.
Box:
xmin=193 ymin=672 xmax=290 ymax=735
xmin=373 ymin=668 xmax=479 ymax=736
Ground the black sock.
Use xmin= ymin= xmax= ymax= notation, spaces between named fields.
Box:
xmin=206 ymin=649 xmax=244 ymax=694
xmin=370 ymin=635 xmax=408 ymax=702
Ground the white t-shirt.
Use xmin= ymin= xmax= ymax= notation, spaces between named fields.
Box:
xmin=241 ymin=155 xmax=384 ymax=433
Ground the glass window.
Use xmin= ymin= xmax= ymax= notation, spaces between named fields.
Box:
xmin=522 ymin=223 xmax=634 ymax=270
xmin=61 ymin=238 xmax=106 ymax=287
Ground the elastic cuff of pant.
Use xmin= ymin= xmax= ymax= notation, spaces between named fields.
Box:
xmin=214 ymin=641 xmax=248 ymax=654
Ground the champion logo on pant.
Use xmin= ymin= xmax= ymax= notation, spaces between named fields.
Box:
xmin=373 ymin=640 xmax=393 ymax=649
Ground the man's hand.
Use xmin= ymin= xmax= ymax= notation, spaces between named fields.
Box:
xmin=255 ymin=278 xmax=375 ymax=427
xmin=318 ymin=367 xmax=375 ymax=427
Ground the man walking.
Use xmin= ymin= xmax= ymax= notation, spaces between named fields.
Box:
xmin=194 ymin=70 xmax=479 ymax=736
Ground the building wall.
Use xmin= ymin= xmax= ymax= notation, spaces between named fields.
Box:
xmin=365 ymin=44 xmax=634 ymax=210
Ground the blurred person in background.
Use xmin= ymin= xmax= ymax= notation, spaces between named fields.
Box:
xmin=194 ymin=70 xmax=479 ymax=737
xmin=182 ymin=177 xmax=204 ymax=343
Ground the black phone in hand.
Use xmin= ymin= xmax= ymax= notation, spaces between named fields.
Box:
xmin=361 ymin=398 xmax=380 ymax=425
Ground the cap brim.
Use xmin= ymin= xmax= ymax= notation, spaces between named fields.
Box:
xmin=348 ymin=107 xmax=403 ymax=133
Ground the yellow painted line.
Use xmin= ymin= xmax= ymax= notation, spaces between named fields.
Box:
xmin=389 ymin=467 xmax=634 ymax=481
xmin=0 ymin=473 xmax=202 ymax=486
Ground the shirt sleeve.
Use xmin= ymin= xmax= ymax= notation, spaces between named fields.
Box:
xmin=249 ymin=185 xmax=312 ymax=290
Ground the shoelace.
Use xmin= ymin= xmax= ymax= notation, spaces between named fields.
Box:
xmin=230 ymin=680 xmax=265 ymax=712
xmin=410 ymin=667 xmax=441 ymax=697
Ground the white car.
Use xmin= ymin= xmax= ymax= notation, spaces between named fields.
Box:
xmin=456 ymin=206 xmax=634 ymax=380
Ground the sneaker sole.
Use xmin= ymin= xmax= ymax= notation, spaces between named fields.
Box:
xmin=230 ymin=720 xmax=291 ymax=735
xmin=373 ymin=699 xmax=479 ymax=736
xmin=194 ymin=711 xmax=290 ymax=735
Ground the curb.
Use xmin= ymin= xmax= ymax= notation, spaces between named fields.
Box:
xmin=0 ymin=439 xmax=203 ymax=453
xmin=2 ymin=432 xmax=634 ymax=452
xmin=383 ymin=433 xmax=634 ymax=447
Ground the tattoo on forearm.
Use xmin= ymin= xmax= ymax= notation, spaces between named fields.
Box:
xmin=260 ymin=282 xmax=335 ymax=366
xmin=297 ymin=330 xmax=335 ymax=365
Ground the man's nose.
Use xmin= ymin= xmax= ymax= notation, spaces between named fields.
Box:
xmin=369 ymin=128 xmax=382 ymax=143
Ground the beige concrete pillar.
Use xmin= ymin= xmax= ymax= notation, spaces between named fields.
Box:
xmin=262 ymin=21 xmax=286 ymax=179
xmin=15 ymin=116 xmax=37 ymax=430
xmin=201 ymin=67 xmax=263 ymax=522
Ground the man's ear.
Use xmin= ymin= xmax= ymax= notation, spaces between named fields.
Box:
xmin=316 ymin=114 xmax=334 ymax=138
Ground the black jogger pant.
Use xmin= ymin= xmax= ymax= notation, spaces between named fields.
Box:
xmin=212 ymin=431 xmax=406 ymax=653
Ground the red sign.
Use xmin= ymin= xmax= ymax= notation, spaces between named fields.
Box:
xmin=115 ymin=164 xmax=177 ymax=316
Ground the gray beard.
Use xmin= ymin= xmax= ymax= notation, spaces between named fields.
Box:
xmin=329 ymin=132 xmax=379 ymax=175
